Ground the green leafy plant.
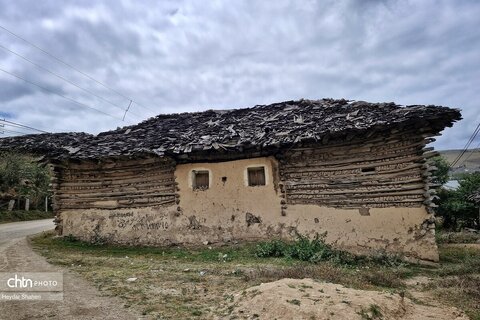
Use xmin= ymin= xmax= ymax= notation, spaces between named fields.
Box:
xmin=254 ymin=233 xmax=333 ymax=262
xmin=254 ymin=239 xmax=287 ymax=258
xmin=431 ymin=156 xmax=450 ymax=185
xmin=0 ymin=152 xmax=51 ymax=211
xmin=254 ymin=233 xmax=404 ymax=267
xmin=435 ymin=172 xmax=480 ymax=230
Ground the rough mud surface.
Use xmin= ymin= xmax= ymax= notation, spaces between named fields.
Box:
xmin=226 ymin=278 xmax=469 ymax=320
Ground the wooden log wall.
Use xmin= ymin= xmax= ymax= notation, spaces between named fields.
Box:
xmin=278 ymin=131 xmax=437 ymax=209
xmin=51 ymin=157 xmax=176 ymax=210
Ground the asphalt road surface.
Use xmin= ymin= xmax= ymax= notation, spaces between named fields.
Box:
xmin=0 ymin=219 xmax=54 ymax=249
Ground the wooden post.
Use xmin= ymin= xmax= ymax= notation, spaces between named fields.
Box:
xmin=7 ymin=200 xmax=15 ymax=211
xmin=25 ymin=198 xmax=30 ymax=211
xmin=45 ymin=196 xmax=48 ymax=212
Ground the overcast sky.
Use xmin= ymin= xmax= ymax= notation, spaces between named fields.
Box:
xmin=0 ymin=0 xmax=478 ymax=150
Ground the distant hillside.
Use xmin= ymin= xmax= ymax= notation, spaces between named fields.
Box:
xmin=439 ymin=149 xmax=480 ymax=173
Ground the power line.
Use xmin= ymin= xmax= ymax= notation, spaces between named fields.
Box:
xmin=0 ymin=24 xmax=157 ymax=115
xmin=0 ymin=127 xmax=31 ymax=135
xmin=0 ymin=66 xmax=129 ymax=122
xmin=449 ymin=122 xmax=480 ymax=168
xmin=0 ymin=43 xmax=144 ymax=120
xmin=457 ymin=139 xmax=480 ymax=167
xmin=0 ymin=119 xmax=48 ymax=133
xmin=450 ymin=123 xmax=480 ymax=168
xmin=1 ymin=121 xmax=46 ymax=133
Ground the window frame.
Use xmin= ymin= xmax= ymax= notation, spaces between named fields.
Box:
xmin=246 ymin=166 xmax=267 ymax=187
xmin=192 ymin=169 xmax=210 ymax=190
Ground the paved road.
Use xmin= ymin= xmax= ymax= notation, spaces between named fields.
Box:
xmin=0 ymin=219 xmax=141 ymax=319
xmin=0 ymin=219 xmax=54 ymax=249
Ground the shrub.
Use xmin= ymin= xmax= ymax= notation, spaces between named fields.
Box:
xmin=435 ymin=172 xmax=480 ymax=230
xmin=254 ymin=239 xmax=287 ymax=258
xmin=254 ymin=233 xmax=405 ymax=267
xmin=254 ymin=233 xmax=335 ymax=263
xmin=255 ymin=233 xmax=333 ymax=263
xmin=284 ymin=233 xmax=332 ymax=262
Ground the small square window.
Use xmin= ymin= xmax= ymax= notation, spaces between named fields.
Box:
xmin=361 ymin=167 xmax=376 ymax=174
xmin=193 ymin=170 xmax=209 ymax=190
xmin=248 ymin=167 xmax=266 ymax=186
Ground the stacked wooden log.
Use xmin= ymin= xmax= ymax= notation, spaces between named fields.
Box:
xmin=278 ymin=127 xmax=441 ymax=209
xmin=50 ymin=157 xmax=176 ymax=210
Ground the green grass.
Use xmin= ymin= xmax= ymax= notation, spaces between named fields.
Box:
xmin=30 ymin=232 xmax=480 ymax=319
xmin=0 ymin=210 xmax=54 ymax=223
xmin=35 ymin=233 xmax=270 ymax=265
xmin=426 ymin=245 xmax=480 ymax=320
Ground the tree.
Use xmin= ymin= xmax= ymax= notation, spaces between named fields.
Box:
xmin=430 ymin=156 xmax=450 ymax=185
xmin=0 ymin=152 xmax=51 ymax=210
xmin=435 ymin=172 xmax=480 ymax=230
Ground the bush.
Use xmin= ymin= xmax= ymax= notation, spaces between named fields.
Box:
xmin=254 ymin=239 xmax=287 ymax=258
xmin=435 ymin=172 xmax=480 ymax=230
xmin=284 ymin=233 xmax=333 ymax=262
xmin=254 ymin=233 xmax=405 ymax=267
xmin=255 ymin=233 xmax=356 ymax=263
xmin=254 ymin=233 xmax=335 ymax=262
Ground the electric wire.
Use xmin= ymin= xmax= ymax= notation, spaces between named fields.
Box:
xmin=449 ymin=122 xmax=480 ymax=168
xmin=0 ymin=119 xmax=48 ymax=133
xmin=0 ymin=127 xmax=31 ymax=135
xmin=456 ymin=139 xmax=480 ymax=167
xmin=0 ymin=43 xmax=144 ymax=120
xmin=0 ymin=66 xmax=130 ymax=122
xmin=0 ymin=24 xmax=157 ymax=115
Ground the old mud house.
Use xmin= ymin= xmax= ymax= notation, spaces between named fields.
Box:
xmin=0 ymin=99 xmax=461 ymax=262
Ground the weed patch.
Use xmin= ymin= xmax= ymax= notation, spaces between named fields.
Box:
xmin=286 ymin=299 xmax=301 ymax=306
xmin=254 ymin=233 xmax=404 ymax=267
xmin=358 ymin=304 xmax=383 ymax=320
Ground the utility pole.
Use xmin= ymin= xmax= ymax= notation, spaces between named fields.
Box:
xmin=123 ymin=100 xmax=133 ymax=121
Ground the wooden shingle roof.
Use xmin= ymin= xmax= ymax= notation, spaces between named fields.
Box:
xmin=0 ymin=99 xmax=462 ymax=160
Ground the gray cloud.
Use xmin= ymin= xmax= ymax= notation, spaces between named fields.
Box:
xmin=0 ymin=0 xmax=478 ymax=150
xmin=0 ymin=79 xmax=34 ymax=102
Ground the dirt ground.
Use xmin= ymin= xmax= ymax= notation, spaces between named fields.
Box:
xmin=27 ymin=232 xmax=480 ymax=319
xmin=0 ymin=221 xmax=478 ymax=319
xmin=226 ymin=278 xmax=469 ymax=320
xmin=0 ymin=236 xmax=142 ymax=320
